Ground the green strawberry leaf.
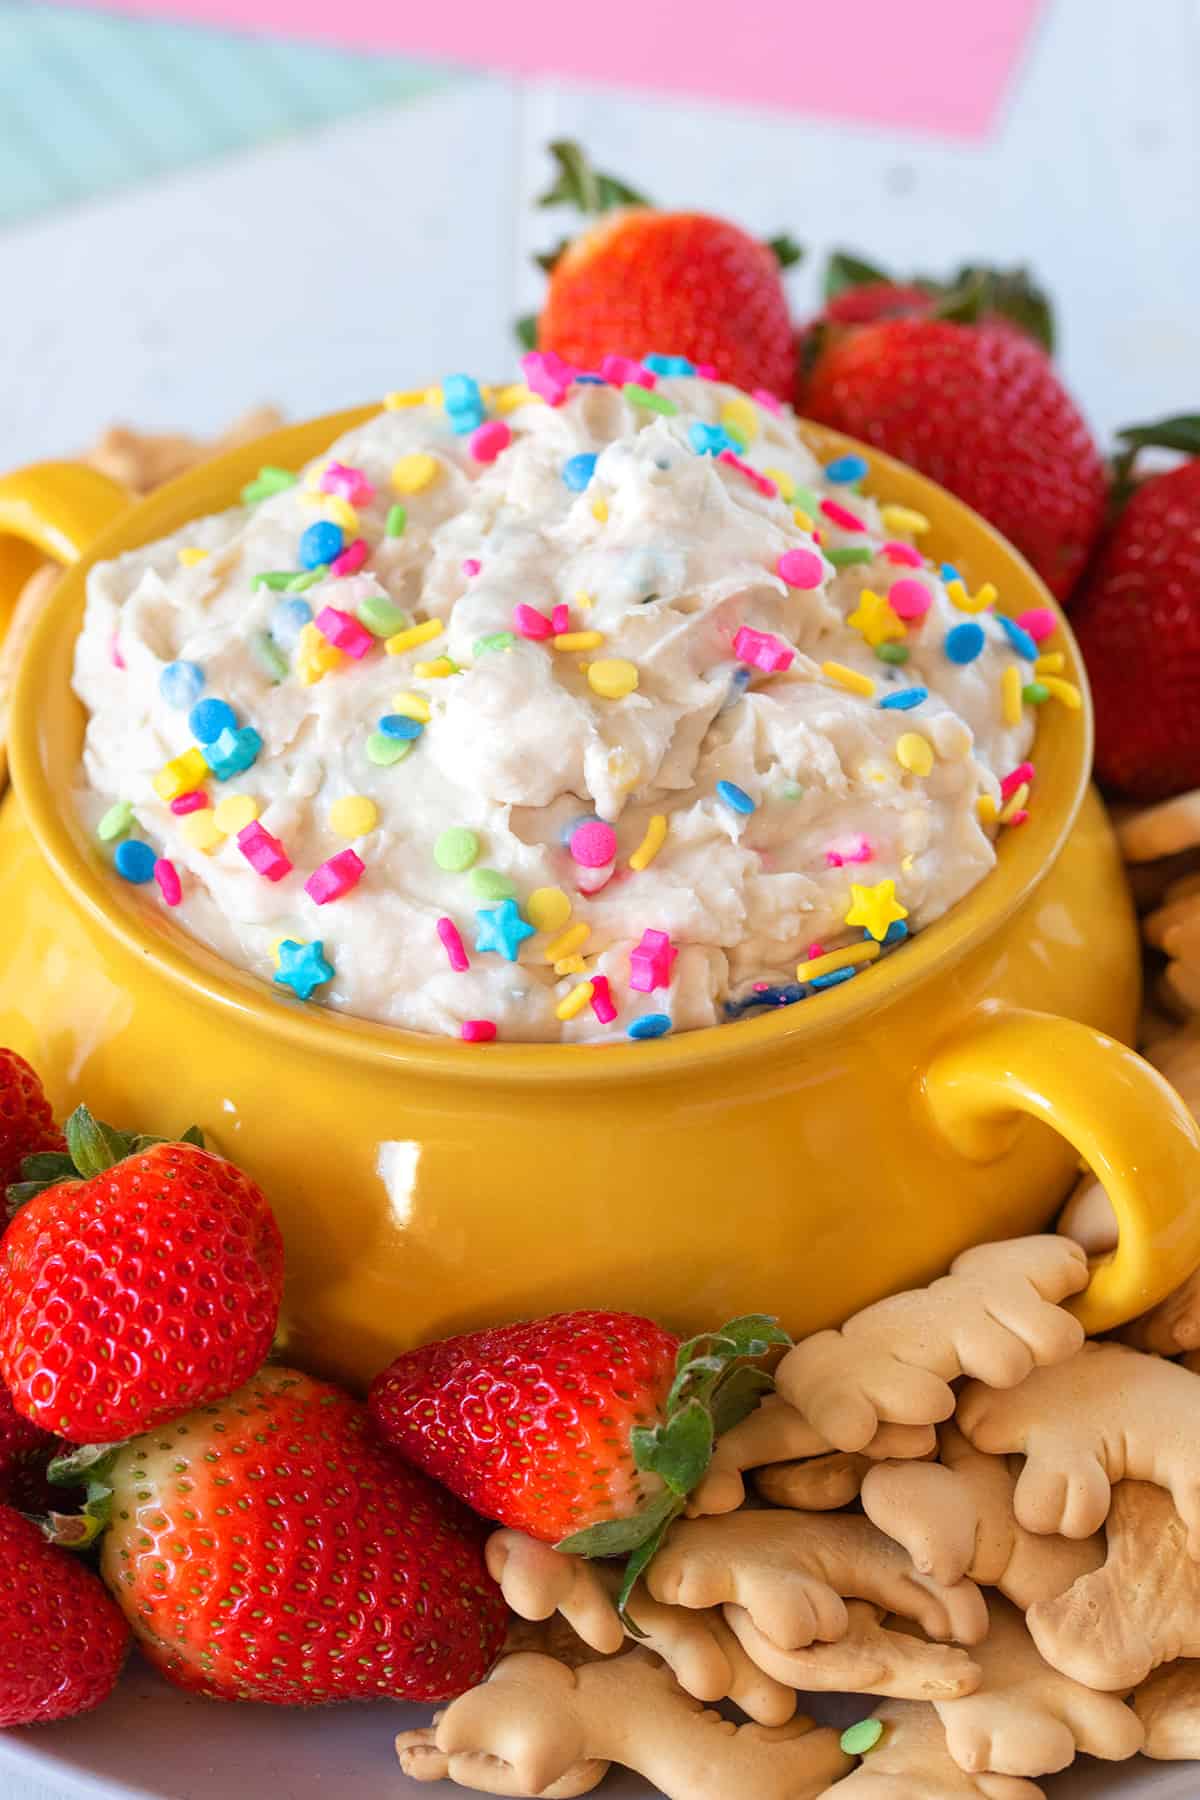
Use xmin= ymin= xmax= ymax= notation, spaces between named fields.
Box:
xmin=35 ymin=1485 xmax=112 ymax=1549
xmin=18 ymin=1151 xmax=76 ymax=1183
xmin=557 ymin=1486 xmax=680 ymax=1560
xmin=11 ymin=1110 xmax=208 ymax=1208
xmin=47 ymin=1441 xmax=126 ymax=1486
xmin=1117 ymin=414 xmax=1200 ymax=458
xmin=710 ymin=1363 xmax=775 ymax=1438
xmin=823 ymin=249 xmax=893 ymax=301
xmin=66 ymin=1106 xmax=135 ymax=1178
xmin=515 ymin=314 xmax=538 ymax=351
xmin=617 ymin=1512 xmax=675 ymax=1618
xmin=631 ymin=1398 xmax=713 ymax=1497
xmin=766 ymin=234 xmax=805 ymax=270
xmin=533 ymin=237 xmax=572 ymax=276
xmin=538 ymin=140 xmax=651 ymax=216
xmin=713 ymin=1314 xmax=792 ymax=1358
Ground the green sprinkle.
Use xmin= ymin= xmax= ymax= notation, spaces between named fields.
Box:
xmin=385 ymin=504 xmax=407 ymax=538
xmin=241 ymin=466 xmax=296 ymax=505
xmin=250 ymin=631 xmax=289 ymax=683
xmin=252 ymin=571 xmax=296 ymax=591
xmin=826 ymin=546 xmax=874 ymax=568
xmin=624 ymin=383 xmax=679 ymax=416
xmin=366 ymin=732 xmax=415 ymax=767
xmin=793 ymin=485 xmax=821 ymax=516
xmin=97 ymin=801 xmax=134 ymax=842
xmin=779 ymin=782 xmax=805 ymax=801
xmin=1022 ymin=681 xmax=1050 ymax=704
xmin=473 ymin=631 xmax=515 ymax=656
xmin=286 ymin=566 xmax=327 ymax=592
xmin=723 ymin=424 xmax=748 ymax=451
xmin=841 ymin=1719 xmax=884 ymax=1757
xmin=357 ymin=594 xmax=409 ymax=637
xmin=876 ymin=642 xmax=910 ymax=665
xmin=470 ymin=868 xmax=516 ymax=902
xmin=434 ymin=828 xmax=480 ymax=873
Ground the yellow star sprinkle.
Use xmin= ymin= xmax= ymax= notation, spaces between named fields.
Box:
xmin=844 ymin=878 xmax=909 ymax=942
xmin=848 ymin=588 xmax=906 ymax=649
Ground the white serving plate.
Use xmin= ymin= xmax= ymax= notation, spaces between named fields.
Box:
xmin=0 ymin=1662 xmax=1192 ymax=1800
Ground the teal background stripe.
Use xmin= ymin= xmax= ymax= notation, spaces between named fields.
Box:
xmin=0 ymin=2 xmax=448 ymax=227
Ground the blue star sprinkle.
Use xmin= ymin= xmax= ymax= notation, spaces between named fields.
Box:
xmin=274 ymin=939 xmax=335 ymax=1001
xmin=474 ymin=898 xmax=535 ymax=962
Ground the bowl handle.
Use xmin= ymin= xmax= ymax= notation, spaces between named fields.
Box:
xmin=923 ymin=1004 xmax=1200 ymax=1333
xmin=0 ymin=461 xmax=131 ymax=642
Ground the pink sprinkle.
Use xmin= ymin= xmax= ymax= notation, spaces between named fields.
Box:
xmin=807 ymin=942 xmax=826 ymax=960
xmin=551 ymin=603 xmax=570 ymax=634
xmin=513 ymin=603 xmax=554 ymax=640
xmin=1016 ymin=607 xmax=1057 ymax=643
xmin=717 ymin=450 xmax=778 ymax=498
xmin=753 ymin=981 xmax=770 ymax=993
xmin=630 ymin=927 xmax=677 ymax=993
xmin=321 ymin=461 xmax=375 ymax=506
xmin=1000 ymin=761 xmax=1035 ymax=802
xmin=820 ymin=497 xmax=868 ymax=533
xmin=331 ymin=538 xmax=369 ymax=578
xmin=170 ymin=790 xmax=208 ymax=816
xmin=437 ymin=916 xmax=470 ymax=972
xmin=315 ymin=605 xmax=373 ymax=659
xmin=1008 ymin=809 xmax=1030 ymax=828
xmin=825 ymin=834 xmax=874 ymax=869
xmin=695 ymin=363 xmax=719 ymax=379
xmin=883 ymin=540 xmax=924 ymax=568
xmin=469 ymin=420 xmax=512 ymax=463
xmin=589 ymin=974 xmax=618 ymax=1025
xmin=752 ymin=387 xmax=783 ymax=415
xmin=888 ymin=578 xmax=933 ymax=621
xmin=601 ymin=353 xmax=655 ymax=389
xmin=521 ymin=349 xmax=576 ymax=407
xmin=776 ymin=547 xmax=824 ymax=589
xmin=733 ymin=625 xmax=794 ymax=674
xmin=154 ymin=858 xmax=182 ymax=906
xmin=305 ymin=848 xmax=365 ymax=905
xmin=110 ymin=633 xmax=126 ymax=670
xmin=462 ymin=558 xmax=482 ymax=577
xmin=462 ymin=1018 xmax=496 ymax=1042
xmin=237 ymin=821 xmax=293 ymax=883
xmin=570 ymin=820 xmax=618 ymax=868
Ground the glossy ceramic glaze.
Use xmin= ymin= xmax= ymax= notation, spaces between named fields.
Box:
xmin=1 ymin=410 xmax=1198 ymax=1391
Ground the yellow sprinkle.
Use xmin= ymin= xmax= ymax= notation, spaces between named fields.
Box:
xmin=303 ymin=458 xmax=331 ymax=492
xmin=415 ymin=656 xmax=456 ymax=679
xmin=574 ymin=590 xmax=595 ymax=610
xmin=555 ymin=981 xmax=595 ymax=1021
xmin=822 ymin=661 xmax=876 ymax=698
xmin=977 ymin=793 xmax=999 ymax=825
xmin=383 ymin=389 xmax=429 ymax=410
xmin=270 ymin=936 xmax=288 ymax=965
xmin=391 ymin=691 xmax=431 ymax=723
xmin=1034 ymin=652 xmax=1065 ymax=674
xmin=896 ymin=733 xmax=934 ymax=777
xmin=950 ymin=578 xmax=998 ymax=615
xmin=386 ymin=618 xmax=444 ymax=655
xmin=880 ymin=504 xmax=931 ymax=537
xmin=591 ymin=498 xmax=609 ymax=523
xmin=793 ymin=508 xmax=815 ymax=533
xmin=1001 ymin=664 xmax=1024 ymax=726
xmin=554 ymin=631 xmax=604 ymax=652
xmin=177 ymin=547 xmax=209 ymax=567
xmin=329 ymin=794 xmax=379 ymax=838
xmin=588 ymin=658 xmax=640 ymax=699
xmin=629 ymin=814 xmax=668 ymax=872
xmin=1000 ymin=782 xmax=1030 ymax=824
xmin=721 ymin=395 xmax=760 ymax=446
xmin=153 ymin=747 xmax=209 ymax=802
xmin=1041 ymin=675 xmax=1082 ymax=711
xmin=297 ymin=621 xmax=346 ymax=686
xmin=555 ymin=955 xmax=589 ymax=977
xmin=844 ymin=877 xmax=909 ymax=942
xmin=545 ymin=922 xmax=591 ymax=964
xmin=796 ymin=940 xmax=882 ymax=983
xmin=306 ymin=493 xmax=359 ymax=536
xmin=424 ymin=385 xmax=444 ymax=408
xmin=763 ymin=467 xmax=796 ymax=501
xmin=212 ymin=794 xmax=260 ymax=834
xmin=527 ymin=887 xmax=572 ymax=933
xmin=901 ymin=852 xmax=915 ymax=872
xmin=179 ymin=811 xmax=226 ymax=854
xmin=606 ymin=747 xmax=642 ymax=792
xmin=391 ymin=452 xmax=440 ymax=495
xmin=848 ymin=588 xmax=906 ymax=649
xmin=493 ymin=383 xmax=540 ymax=413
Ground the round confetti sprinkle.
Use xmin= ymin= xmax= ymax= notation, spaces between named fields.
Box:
xmin=896 ymin=732 xmax=934 ymax=776
xmin=570 ymin=820 xmax=617 ymax=867
xmin=159 ymin=660 xmax=205 ymax=709
xmin=299 ymin=520 xmax=344 ymax=569
xmin=587 ymin=658 xmax=639 ymax=699
xmin=887 ymin=578 xmax=933 ymax=620
xmin=469 ymin=420 xmax=512 ymax=463
xmin=562 ymin=452 xmax=598 ymax=491
xmin=1016 ymin=606 xmax=1057 ymax=643
xmin=330 ymin=795 xmax=379 ymax=838
xmin=628 ymin=1014 xmax=671 ymax=1040
xmin=366 ymin=732 xmax=414 ymax=767
xmin=391 ymin=452 xmax=439 ymax=495
xmin=391 ymin=692 xmax=431 ymax=723
xmin=876 ymin=642 xmax=910 ymax=665
xmin=527 ymin=886 xmax=572 ymax=932
xmin=470 ymin=868 xmax=517 ymax=902
xmin=189 ymin=697 xmax=237 ymax=744
xmin=777 ymin=547 xmax=824 ymax=589
xmin=461 ymin=1020 xmax=497 ymax=1043
xmin=379 ymin=714 xmax=424 ymax=740
xmin=114 ymin=839 xmax=156 ymax=884
xmin=945 ymin=621 xmax=986 ymax=664
xmin=271 ymin=597 xmax=313 ymax=647
xmin=212 ymin=794 xmax=260 ymax=834
xmin=474 ymin=631 xmax=515 ymax=655
xmin=358 ymin=594 xmax=409 ymax=638
xmin=824 ymin=452 xmax=869 ymax=484
xmin=97 ymin=800 xmax=134 ymax=842
xmin=716 ymin=780 xmax=755 ymax=815
xmin=1023 ymin=681 xmax=1050 ymax=704
xmin=434 ymin=827 xmax=480 ymax=872
xmin=841 ymin=1719 xmax=884 ymax=1757
xmin=997 ymin=613 xmax=1040 ymax=660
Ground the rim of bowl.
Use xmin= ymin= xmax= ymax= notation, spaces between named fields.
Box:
xmin=7 ymin=401 xmax=1093 ymax=1085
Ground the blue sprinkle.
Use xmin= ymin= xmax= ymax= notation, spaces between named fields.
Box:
xmin=274 ymin=939 xmax=335 ymax=1002
xmin=270 ymin=597 xmax=313 ymax=648
xmin=644 ymin=353 xmax=696 ymax=377
xmin=114 ymin=839 xmax=157 ymax=884
xmin=562 ymin=452 xmax=598 ymax=492
xmin=628 ymin=1013 xmax=672 ymax=1040
xmin=720 ymin=665 xmax=754 ymax=711
xmin=689 ymin=422 xmax=736 ymax=457
xmin=299 ymin=520 xmax=344 ymax=569
xmin=941 ymin=562 xmax=961 ymax=584
xmin=824 ymin=453 xmax=869 ymax=485
xmin=725 ymin=983 xmax=806 ymax=1019
xmin=881 ymin=919 xmax=910 ymax=946
xmin=809 ymin=966 xmax=857 ymax=990
xmin=716 ymin=779 xmax=755 ymax=815
xmin=379 ymin=714 xmax=424 ymax=740
xmin=997 ymin=614 xmax=1039 ymax=661
xmin=159 ymin=660 xmax=205 ymax=709
xmin=189 ymin=697 xmax=237 ymax=743
xmin=443 ymin=373 xmax=486 ymax=434
xmin=573 ymin=374 xmax=605 ymax=385
xmin=944 ymin=621 xmax=986 ymax=665
xmin=879 ymin=687 xmax=929 ymax=712
xmin=203 ymin=725 xmax=262 ymax=781
xmin=474 ymin=898 xmax=536 ymax=962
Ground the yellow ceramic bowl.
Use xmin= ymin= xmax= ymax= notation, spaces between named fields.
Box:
xmin=1 ymin=408 xmax=1198 ymax=1392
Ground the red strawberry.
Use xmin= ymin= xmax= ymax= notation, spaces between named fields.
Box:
xmin=0 ymin=1504 xmax=129 ymax=1725
xmin=530 ymin=140 xmax=799 ymax=398
xmin=1071 ymin=414 xmax=1200 ymax=798
xmin=0 ymin=1106 xmax=284 ymax=1442
xmin=60 ymin=1366 xmax=507 ymax=1704
xmin=0 ymin=1382 xmax=61 ymax=1511
xmin=0 ymin=1048 xmax=64 ymax=1193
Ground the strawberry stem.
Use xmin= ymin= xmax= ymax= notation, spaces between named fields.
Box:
xmin=537 ymin=140 xmax=651 ymax=216
xmin=5 ymin=1107 xmax=205 ymax=1212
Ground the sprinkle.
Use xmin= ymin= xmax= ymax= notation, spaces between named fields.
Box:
xmin=824 ymin=452 xmax=868 ymax=484
xmin=299 ymin=520 xmax=344 ymax=569
xmin=763 ymin=467 xmax=795 ymax=501
xmin=733 ymin=626 xmax=794 ymax=673
xmin=493 ymin=382 xmax=539 ymax=412
xmin=591 ymin=498 xmax=609 ymax=523
xmin=475 ymin=631 xmax=515 ymax=655
xmin=717 ymin=449 xmax=777 ymax=497
xmin=514 ymin=603 xmax=554 ymax=640
xmin=978 ymin=793 xmax=999 ymax=825
xmin=461 ymin=1019 xmax=497 ymax=1042
xmin=391 ymin=453 xmax=440 ymax=495
xmin=628 ymin=1014 xmax=671 ymax=1040
xmin=1000 ymin=782 xmax=1031 ymax=823
xmin=296 ymin=622 xmax=345 ymax=685
xmin=824 ymin=834 xmax=873 ymax=869
xmin=236 ymin=821 xmax=292 ymax=881
xmin=887 ymin=578 xmax=933 ymax=621
xmin=437 ymin=916 xmax=470 ymax=971
xmin=555 ymin=631 xmax=605 ymax=652
xmin=97 ymin=800 xmax=135 ymax=841
xmin=881 ymin=504 xmax=930 ymax=537
xmin=644 ymin=353 xmax=694 ymax=376
xmin=844 ymin=878 xmax=909 ymax=942
xmin=521 ymin=348 xmax=576 ymax=406
xmin=250 ymin=632 xmax=290 ymax=682
xmin=822 ymin=661 xmax=875 ymax=698
xmin=587 ymin=658 xmax=639 ymax=699
xmin=545 ymin=922 xmax=591 ymax=963
xmin=392 ymin=692 xmax=432 ymax=722
xmin=997 ymin=614 xmax=1040 ymax=660
xmin=475 ymin=897 xmax=536 ymax=961
xmin=379 ymin=714 xmax=424 ymax=741
xmin=556 ymin=981 xmax=595 ymax=1022
xmin=721 ymin=396 xmax=760 ymax=446
xmin=1001 ymin=664 xmax=1024 ymax=726
xmin=383 ymin=388 xmax=428 ymax=409
xmin=601 ymin=352 xmax=654 ymax=388
xmin=826 ymin=546 xmax=873 ymax=568
xmin=274 ymin=939 xmax=334 ymax=1001
xmin=110 ymin=633 xmax=125 ymax=670
xmin=563 ymin=452 xmax=598 ymax=491
xmin=469 ymin=420 xmax=512 ymax=463
xmin=841 ymin=1719 xmax=885 ymax=1758
xmin=316 ymin=606 xmax=374 ymax=659
xmin=328 ymin=538 xmax=367 ymax=580
xmin=443 ymin=372 xmax=486 ymax=434
xmin=589 ymin=974 xmax=618 ymax=1024
xmin=357 ymin=594 xmax=409 ymax=638
xmin=882 ymin=540 xmax=924 ymax=568
xmin=1017 ymin=606 xmax=1057 ymax=643
xmin=212 ymin=793 xmax=260 ymax=834
xmin=878 ymin=687 xmax=928 ymax=711
xmin=570 ymin=821 xmax=617 ymax=868
xmin=848 ymin=589 xmax=905 ymax=649
xmin=154 ymin=858 xmax=182 ymax=905
xmin=159 ymin=661 xmax=205 ymax=708
xmin=1041 ymin=675 xmax=1082 ymax=710
xmin=306 ymin=849 xmax=365 ymax=905
xmin=153 ymin=747 xmax=210 ymax=802
xmin=385 ymin=503 xmax=407 ymax=538
xmin=286 ymin=567 xmax=326 ymax=593
xmin=386 ymin=618 xmax=443 ymax=655
xmin=555 ymin=955 xmax=589 ymax=976
xmin=776 ymin=546 xmax=824 ymax=589
xmin=1023 ymin=682 xmax=1049 ymax=704
xmin=945 ymin=621 xmax=986 ymax=664
xmin=1000 ymin=762 xmax=1035 ymax=801
xmin=330 ymin=795 xmax=379 ymax=839
xmin=241 ymin=465 xmax=296 ymax=504
xmin=797 ymin=941 xmax=882 ymax=983
xmin=321 ymin=461 xmax=375 ymax=506
xmin=552 ymin=605 xmax=570 ymax=633
xmin=471 ymin=868 xmax=517 ymax=902
xmin=179 ymin=811 xmax=225 ymax=853
xmin=630 ymin=928 xmax=677 ymax=993
xmin=820 ymin=497 xmax=868 ymax=532
xmin=876 ymin=643 xmax=910 ymax=665
xmin=779 ymin=781 xmax=805 ymax=800
xmin=625 ymin=383 xmax=678 ymax=416
xmin=716 ymin=780 xmax=755 ymax=815
xmin=896 ymin=732 xmax=934 ymax=776
xmin=114 ymin=839 xmax=156 ymax=884
xmin=415 ymin=657 xmax=457 ymax=679
xmin=189 ymin=697 xmax=238 ymax=744
xmin=253 ymin=571 xmax=296 ymax=591
xmin=942 ymin=563 xmax=961 ymax=583
xmin=203 ymin=726 xmax=263 ymax=781
xmin=435 ymin=827 xmax=480 ymax=872
xmin=950 ymin=579 xmax=998 ymax=615
xmin=526 ymin=887 xmax=572 ymax=933
xmin=752 ymin=387 xmax=783 ymax=415
xmin=629 ymin=814 xmax=668 ymax=872
xmin=688 ymin=421 xmax=736 ymax=458
xmin=1035 ymin=651 xmax=1065 ymax=674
